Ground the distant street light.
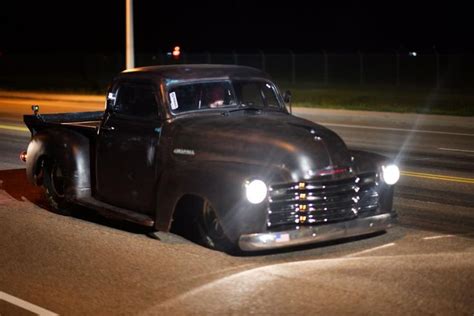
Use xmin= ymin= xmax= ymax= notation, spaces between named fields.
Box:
xmin=126 ymin=0 xmax=135 ymax=69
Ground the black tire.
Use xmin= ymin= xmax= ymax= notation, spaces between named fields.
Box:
xmin=196 ymin=200 xmax=237 ymax=253
xmin=42 ymin=160 xmax=71 ymax=215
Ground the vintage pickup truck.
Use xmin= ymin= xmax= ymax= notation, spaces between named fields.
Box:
xmin=22 ymin=65 xmax=399 ymax=253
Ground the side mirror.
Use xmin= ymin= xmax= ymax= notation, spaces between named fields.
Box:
xmin=283 ymin=90 xmax=292 ymax=103
xmin=282 ymin=90 xmax=292 ymax=114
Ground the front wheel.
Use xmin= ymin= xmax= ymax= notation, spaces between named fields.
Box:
xmin=196 ymin=200 xmax=237 ymax=253
xmin=42 ymin=160 xmax=71 ymax=215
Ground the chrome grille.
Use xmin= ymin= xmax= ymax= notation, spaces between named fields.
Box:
xmin=267 ymin=173 xmax=379 ymax=228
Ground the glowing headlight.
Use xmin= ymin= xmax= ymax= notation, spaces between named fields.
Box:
xmin=381 ymin=164 xmax=400 ymax=185
xmin=245 ymin=179 xmax=268 ymax=204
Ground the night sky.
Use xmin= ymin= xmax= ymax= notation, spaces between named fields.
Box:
xmin=1 ymin=1 xmax=472 ymax=54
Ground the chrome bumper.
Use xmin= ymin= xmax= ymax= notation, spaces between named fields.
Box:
xmin=238 ymin=213 xmax=396 ymax=251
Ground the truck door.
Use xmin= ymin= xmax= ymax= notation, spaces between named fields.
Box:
xmin=96 ymin=79 xmax=163 ymax=214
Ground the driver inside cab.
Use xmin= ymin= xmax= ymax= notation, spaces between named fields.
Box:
xmin=206 ymin=86 xmax=225 ymax=108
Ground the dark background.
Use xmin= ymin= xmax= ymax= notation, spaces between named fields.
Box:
xmin=1 ymin=1 xmax=472 ymax=54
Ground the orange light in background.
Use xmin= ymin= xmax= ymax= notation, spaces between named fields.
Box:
xmin=172 ymin=46 xmax=181 ymax=59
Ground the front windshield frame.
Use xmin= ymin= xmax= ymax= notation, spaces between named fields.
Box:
xmin=166 ymin=78 xmax=287 ymax=116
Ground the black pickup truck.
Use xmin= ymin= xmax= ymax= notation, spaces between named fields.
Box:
xmin=22 ymin=65 xmax=399 ymax=253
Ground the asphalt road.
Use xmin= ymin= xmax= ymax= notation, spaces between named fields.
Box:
xmin=0 ymin=92 xmax=473 ymax=315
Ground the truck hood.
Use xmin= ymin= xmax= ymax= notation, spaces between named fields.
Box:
xmin=170 ymin=111 xmax=352 ymax=180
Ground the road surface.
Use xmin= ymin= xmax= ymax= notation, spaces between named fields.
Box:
xmin=0 ymin=91 xmax=473 ymax=315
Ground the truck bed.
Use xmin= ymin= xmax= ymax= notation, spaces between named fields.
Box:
xmin=24 ymin=111 xmax=103 ymax=137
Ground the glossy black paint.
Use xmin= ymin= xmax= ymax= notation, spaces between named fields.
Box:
xmin=96 ymin=115 xmax=162 ymax=214
xmin=24 ymin=65 xmax=396 ymax=249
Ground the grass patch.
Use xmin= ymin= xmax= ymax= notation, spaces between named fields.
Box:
xmin=2 ymin=75 xmax=473 ymax=116
xmin=288 ymin=86 xmax=474 ymax=116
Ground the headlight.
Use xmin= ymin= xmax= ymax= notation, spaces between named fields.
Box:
xmin=381 ymin=164 xmax=400 ymax=185
xmin=245 ymin=179 xmax=268 ymax=204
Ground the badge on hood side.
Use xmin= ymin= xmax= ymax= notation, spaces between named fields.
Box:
xmin=173 ymin=148 xmax=195 ymax=156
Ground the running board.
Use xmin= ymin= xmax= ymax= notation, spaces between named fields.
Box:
xmin=75 ymin=197 xmax=155 ymax=227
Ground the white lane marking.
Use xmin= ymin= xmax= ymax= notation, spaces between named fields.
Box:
xmin=319 ymin=122 xmax=474 ymax=137
xmin=344 ymin=243 xmax=396 ymax=258
xmin=438 ymin=147 xmax=474 ymax=154
xmin=0 ymin=291 xmax=58 ymax=316
xmin=423 ymin=234 xmax=455 ymax=240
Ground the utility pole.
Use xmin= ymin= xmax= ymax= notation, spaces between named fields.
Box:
xmin=126 ymin=0 xmax=135 ymax=69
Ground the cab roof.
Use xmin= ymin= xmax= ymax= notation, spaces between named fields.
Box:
xmin=118 ymin=64 xmax=271 ymax=83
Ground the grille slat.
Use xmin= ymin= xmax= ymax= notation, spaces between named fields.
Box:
xmin=267 ymin=173 xmax=379 ymax=228
xmin=270 ymin=189 xmax=358 ymax=203
xmin=270 ymin=199 xmax=355 ymax=212
xmin=272 ymin=183 xmax=357 ymax=197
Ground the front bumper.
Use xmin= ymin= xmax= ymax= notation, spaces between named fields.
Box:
xmin=238 ymin=212 xmax=396 ymax=251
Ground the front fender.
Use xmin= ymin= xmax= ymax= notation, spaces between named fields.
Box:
xmin=156 ymin=159 xmax=291 ymax=242
xmin=349 ymin=149 xmax=392 ymax=173
xmin=349 ymin=149 xmax=396 ymax=213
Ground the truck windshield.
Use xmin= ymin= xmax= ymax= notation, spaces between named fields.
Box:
xmin=168 ymin=80 xmax=283 ymax=113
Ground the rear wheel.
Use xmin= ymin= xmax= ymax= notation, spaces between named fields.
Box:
xmin=43 ymin=160 xmax=71 ymax=215
xmin=196 ymin=200 xmax=237 ymax=253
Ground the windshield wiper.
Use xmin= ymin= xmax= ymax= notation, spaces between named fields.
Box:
xmin=225 ymin=104 xmax=262 ymax=115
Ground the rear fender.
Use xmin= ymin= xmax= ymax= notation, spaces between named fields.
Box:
xmin=26 ymin=128 xmax=91 ymax=199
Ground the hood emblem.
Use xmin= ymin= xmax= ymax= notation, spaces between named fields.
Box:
xmin=316 ymin=166 xmax=349 ymax=177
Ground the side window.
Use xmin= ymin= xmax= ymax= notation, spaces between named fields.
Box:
xmin=114 ymin=81 xmax=159 ymax=118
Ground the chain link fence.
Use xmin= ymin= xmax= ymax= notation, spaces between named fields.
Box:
xmin=1 ymin=51 xmax=473 ymax=91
